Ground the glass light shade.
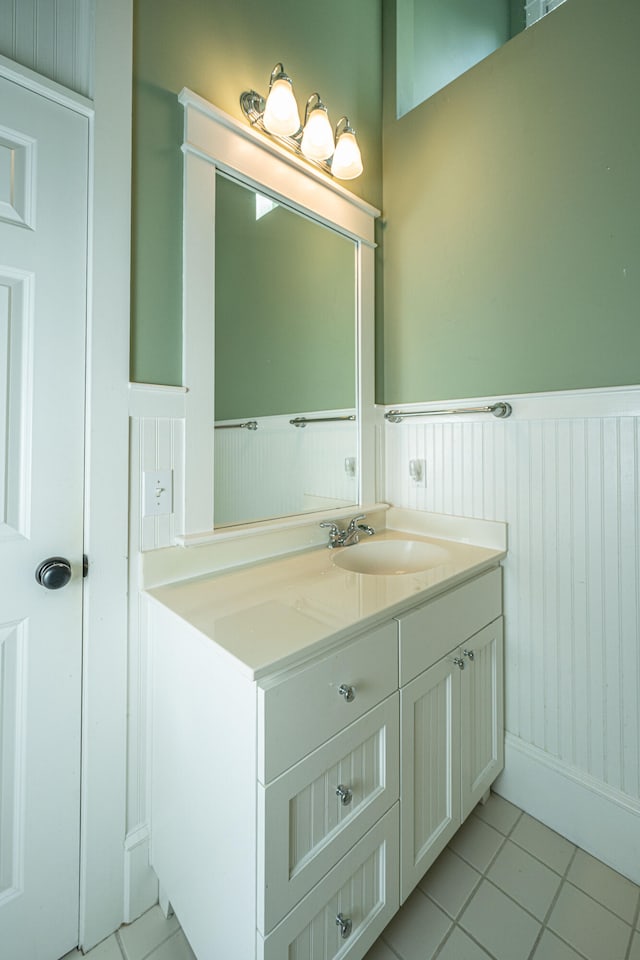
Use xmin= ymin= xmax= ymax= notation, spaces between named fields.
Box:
xmin=263 ymin=78 xmax=300 ymax=136
xmin=301 ymin=107 xmax=335 ymax=161
xmin=331 ymin=131 xmax=363 ymax=180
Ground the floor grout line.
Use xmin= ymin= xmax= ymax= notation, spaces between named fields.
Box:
xmin=524 ymin=845 xmax=583 ymax=960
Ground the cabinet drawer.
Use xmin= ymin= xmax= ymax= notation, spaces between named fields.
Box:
xmin=259 ymin=695 xmax=399 ymax=934
xmin=397 ymin=567 xmax=502 ymax=685
xmin=258 ymin=620 xmax=398 ymax=783
xmin=259 ymin=804 xmax=399 ymax=960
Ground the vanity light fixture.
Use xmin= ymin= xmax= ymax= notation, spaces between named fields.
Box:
xmin=300 ymin=93 xmax=335 ymax=161
xmin=240 ymin=63 xmax=364 ymax=180
xmin=262 ymin=63 xmax=300 ymax=136
xmin=332 ymin=116 xmax=363 ymax=181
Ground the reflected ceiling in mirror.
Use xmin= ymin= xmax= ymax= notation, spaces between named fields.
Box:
xmin=213 ymin=173 xmax=358 ymax=527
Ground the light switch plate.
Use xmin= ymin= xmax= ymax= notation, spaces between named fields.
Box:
xmin=144 ymin=469 xmax=173 ymax=516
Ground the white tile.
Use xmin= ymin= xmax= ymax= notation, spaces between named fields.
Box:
xmin=418 ymin=848 xmax=481 ymax=918
xmin=448 ymin=815 xmax=504 ymax=872
xmin=61 ymin=952 xmax=82 ymax=959
xmin=532 ymin=930 xmax=587 ymax=960
xmin=118 ymin=906 xmax=180 ymax=960
xmin=566 ymin=849 xmax=640 ymax=923
xmin=547 ymin=882 xmax=631 ymax=960
xmin=472 ymin=792 xmax=521 ymax=836
xmin=84 ymin=937 xmax=124 ymax=960
xmin=436 ymin=926 xmax=494 ymax=959
xmin=362 ymin=939 xmax=399 ymax=960
xmin=510 ymin=814 xmax=575 ymax=875
xmin=629 ymin=931 xmax=640 ymax=960
xmin=459 ymin=879 xmax=541 ymax=960
xmin=144 ymin=931 xmax=196 ymax=960
xmin=487 ymin=839 xmax=562 ymax=920
xmin=381 ymin=888 xmax=451 ymax=960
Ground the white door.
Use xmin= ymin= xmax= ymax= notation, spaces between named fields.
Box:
xmin=0 ymin=76 xmax=88 ymax=959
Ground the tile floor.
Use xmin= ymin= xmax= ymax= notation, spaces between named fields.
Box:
xmin=66 ymin=794 xmax=640 ymax=960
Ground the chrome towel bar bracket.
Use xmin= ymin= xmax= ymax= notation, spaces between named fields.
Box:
xmin=214 ymin=420 xmax=259 ymax=430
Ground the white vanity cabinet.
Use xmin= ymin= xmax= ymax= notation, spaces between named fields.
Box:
xmin=149 ymin=607 xmax=401 ymax=960
xmin=148 ymin=553 xmax=504 ymax=960
xmin=396 ymin=568 xmax=504 ymax=900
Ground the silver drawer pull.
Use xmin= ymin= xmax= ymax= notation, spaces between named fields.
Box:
xmin=453 ymin=657 xmax=465 ymax=670
xmin=336 ymin=784 xmax=353 ymax=806
xmin=338 ymin=683 xmax=356 ymax=702
xmin=464 ymin=649 xmax=475 ymax=661
xmin=336 ymin=913 xmax=352 ymax=939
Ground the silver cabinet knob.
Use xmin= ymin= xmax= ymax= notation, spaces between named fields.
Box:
xmin=463 ymin=649 xmax=475 ymax=661
xmin=336 ymin=784 xmax=353 ymax=806
xmin=338 ymin=683 xmax=356 ymax=702
xmin=336 ymin=913 xmax=352 ymax=939
xmin=453 ymin=657 xmax=465 ymax=670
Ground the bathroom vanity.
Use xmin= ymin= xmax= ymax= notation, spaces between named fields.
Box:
xmin=145 ymin=93 xmax=507 ymax=960
xmin=146 ymin=515 xmax=505 ymax=960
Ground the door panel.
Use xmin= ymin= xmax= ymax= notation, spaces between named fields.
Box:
xmin=0 ymin=76 xmax=88 ymax=960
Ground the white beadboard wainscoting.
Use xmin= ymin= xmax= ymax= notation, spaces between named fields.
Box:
xmin=214 ymin=410 xmax=358 ymax=525
xmin=0 ymin=0 xmax=94 ymax=97
xmin=384 ymin=386 xmax=640 ymax=883
xmin=125 ymin=384 xmax=188 ymax=920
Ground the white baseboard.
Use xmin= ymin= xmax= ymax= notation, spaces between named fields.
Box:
xmin=495 ymin=735 xmax=640 ymax=885
xmin=123 ymin=824 xmax=159 ymax=923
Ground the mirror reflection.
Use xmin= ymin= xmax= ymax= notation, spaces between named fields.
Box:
xmin=213 ymin=173 xmax=358 ymax=526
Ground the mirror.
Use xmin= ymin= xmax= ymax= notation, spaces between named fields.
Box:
xmin=178 ymin=88 xmax=378 ymax=539
xmin=396 ymin=0 xmax=566 ymax=114
xmin=213 ymin=174 xmax=358 ymax=526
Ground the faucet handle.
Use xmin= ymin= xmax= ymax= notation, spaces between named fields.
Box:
xmin=347 ymin=514 xmax=366 ymax=532
xmin=320 ymin=521 xmax=341 ymax=534
xmin=320 ymin=520 xmax=344 ymax=548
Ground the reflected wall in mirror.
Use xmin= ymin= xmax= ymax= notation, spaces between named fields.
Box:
xmin=397 ymin=0 xmax=568 ymax=114
xmin=213 ymin=173 xmax=358 ymax=526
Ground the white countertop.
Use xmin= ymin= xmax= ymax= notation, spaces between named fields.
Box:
xmin=146 ymin=515 xmax=507 ymax=681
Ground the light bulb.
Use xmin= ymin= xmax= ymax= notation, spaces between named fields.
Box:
xmin=301 ymin=107 xmax=335 ymax=161
xmin=331 ymin=130 xmax=363 ymax=180
xmin=263 ymin=77 xmax=300 ymax=136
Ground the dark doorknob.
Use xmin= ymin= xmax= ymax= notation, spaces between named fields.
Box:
xmin=35 ymin=557 xmax=72 ymax=590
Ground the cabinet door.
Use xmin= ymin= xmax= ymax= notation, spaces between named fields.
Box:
xmin=400 ymin=657 xmax=461 ymax=902
xmin=460 ymin=617 xmax=504 ymax=821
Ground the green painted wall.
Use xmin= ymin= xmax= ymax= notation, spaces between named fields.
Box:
xmin=215 ymin=175 xmax=355 ymax=419
xmin=382 ymin=0 xmax=640 ymax=403
xmin=131 ymin=0 xmax=382 ymax=385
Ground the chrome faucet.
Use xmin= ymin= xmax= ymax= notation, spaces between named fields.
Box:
xmin=320 ymin=514 xmax=375 ymax=548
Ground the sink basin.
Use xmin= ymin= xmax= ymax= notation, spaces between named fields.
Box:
xmin=332 ymin=539 xmax=449 ymax=575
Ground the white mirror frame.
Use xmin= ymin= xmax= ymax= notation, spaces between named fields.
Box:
xmin=178 ymin=87 xmax=380 ymax=539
